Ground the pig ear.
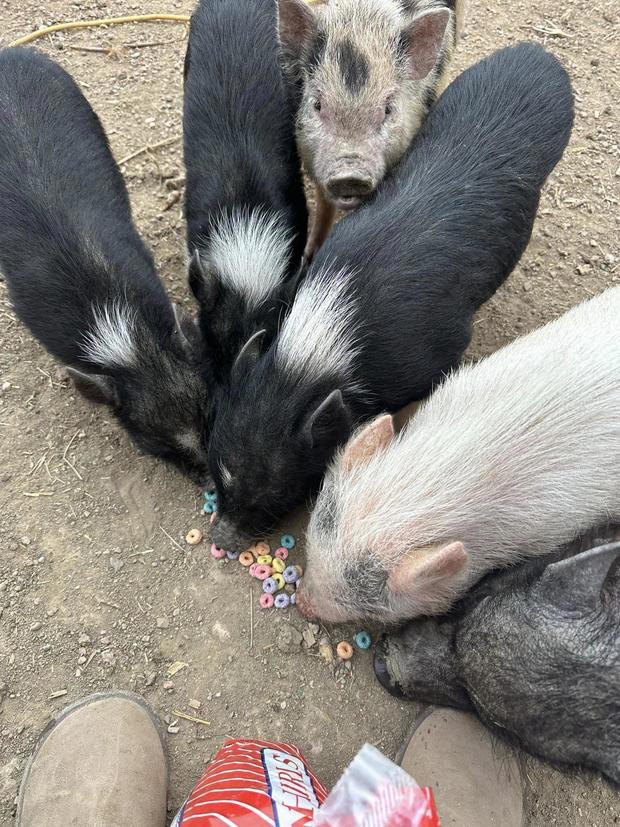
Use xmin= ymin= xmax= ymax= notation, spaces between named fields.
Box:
xmin=67 ymin=367 xmax=119 ymax=408
xmin=188 ymin=250 xmax=220 ymax=312
xmin=232 ymin=328 xmax=267 ymax=376
xmin=341 ymin=414 xmax=395 ymax=474
xmin=389 ymin=542 xmax=468 ymax=595
xmin=302 ymin=389 xmax=351 ymax=452
xmin=536 ymin=542 xmax=620 ymax=613
xmin=401 ymin=9 xmax=450 ymax=80
xmin=171 ymin=303 xmax=201 ymax=358
xmin=277 ymin=0 xmax=317 ymax=61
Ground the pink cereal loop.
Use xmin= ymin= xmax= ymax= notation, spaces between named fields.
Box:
xmin=260 ymin=593 xmax=274 ymax=609
xmin=210 ymin=543 xmax=226 ymax=559
xmin=255 ymin=564 xmax=272 ymax=580
xmin=274 ymin=547 xmax=289 ymax=560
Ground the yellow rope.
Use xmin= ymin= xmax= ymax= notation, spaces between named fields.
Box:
xmin=8 ymin=14 xmax=190 ymax=48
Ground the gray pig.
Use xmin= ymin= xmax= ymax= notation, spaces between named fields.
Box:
xmin=278 ymin=0 xmax=462 ymax=259
xmin=374 ymin=526 xmax=620 ymax=785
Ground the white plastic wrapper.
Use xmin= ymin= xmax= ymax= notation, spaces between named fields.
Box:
xmin=310 ymin=744 xmax=440 ymax=827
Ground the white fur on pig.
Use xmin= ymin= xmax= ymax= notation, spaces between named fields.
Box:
xmin=304 ymin=286 xmax=620 ymax=622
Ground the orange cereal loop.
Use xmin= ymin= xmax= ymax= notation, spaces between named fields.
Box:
xmin=254 ymin=541 xmax=271 ymax=556
xmin=239 ymin=551 xmax=255 ymax=567
xmin=185 ymin=529 xmax=203 ymax=545
xmin=336 ymin=641 xmax=353 ymax=660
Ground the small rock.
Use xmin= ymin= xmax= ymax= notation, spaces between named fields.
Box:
xmin=188 ymin=699 xmax=201 ymax=710
xmin=318 ymin=637 xmax=334 ymax=665
xmin=78 ymin=633 xmax=91 ymax=645
xmin=215 ymin=691 xmax=221 ymax=698
xmin=167 ymin=725 xmax=180 ymax=735
xmin=141 ymin=634 xmax=151 ymax=643
xmin=100 ymin=650 xmax=116 ymax=667
xmin=163 ymin=680 xmax=175 ymax=691
xmin=280 ymin=700 xmax=287 ymax=710
xmin=302 ymin=628 xmax=317 ymax=648
xmin=277 ymin=626 xmax=303 ymax=653
xmin=47 ymin=608 xmax=58 ymax=617
xmin=144 ymin=672 xmax=157 ymax=687
xmin=109 ymin=557 xmax=124 ymax=573
xmin=590 ymin=58 xmax=600 ymax=67
xmin=77 ymin=656 xmax=87 ymax=665
xmin=157 ymin=617 xmax=170 ymax=629
xmin=20 ymin=536 xmax=31 ymax=546
xmin=30 ymin=621 xmax=42 ymax=632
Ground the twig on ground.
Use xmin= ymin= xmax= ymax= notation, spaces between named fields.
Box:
xmin=9 ymin=14 xmax=190 ymax=48
xmin=159 ymin=525 xmax=185 ymax=553
xmin=118 ymin=135 xmax=180 ymax=167
xmin=172 ymin=710 xmax=212 ymax=726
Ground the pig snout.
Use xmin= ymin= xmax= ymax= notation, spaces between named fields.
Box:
xmin=210 ymin=514 xmax=252 ymax=555
xmin=326 ymin=174 xmax=374 ymax=210
xmin=293 ymin=585 xmax=319 ymax=620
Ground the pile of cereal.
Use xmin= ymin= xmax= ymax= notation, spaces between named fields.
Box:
xmin=205 ymin=492 xmax=302 ymax=610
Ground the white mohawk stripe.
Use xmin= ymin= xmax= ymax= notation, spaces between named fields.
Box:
xmin=276 ymin=264 xmax=360 ymax=381
xmin=81 ymin=301 xmax=136 ymax=368
xmin=208 ymin=208 xmax=293 ymax=310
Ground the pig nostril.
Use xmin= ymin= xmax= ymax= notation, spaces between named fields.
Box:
xmin=327 ymin=176 xmax=374 ymax=200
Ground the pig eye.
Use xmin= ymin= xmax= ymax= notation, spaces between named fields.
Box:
xmin=384 ymin=102 xmax=393 ymax=117
xmin=313 ymin=98 xmax=322 ymax=112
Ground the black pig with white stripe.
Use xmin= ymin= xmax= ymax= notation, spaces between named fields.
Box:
xmin=0 ymin=48 xmax=212 ymax=482
xmin=208 ymin=43 xmax=574 ymax=552
xmin=278 ymin=0 xmax=463 ymax=259
xmin=184 ymin=0 xmax=308 ymax=379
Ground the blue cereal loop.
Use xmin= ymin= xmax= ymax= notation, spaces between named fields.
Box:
xmin=280 ymin=534 xmax=295 ymax=550
xmin=283 ymin=565 xmax=299 ymax=584
xmin=226 ymin=550 xmax=240 ymax=560
xmin=275 ymin=593 xmax=290 ymax=609
xmin=203 ymin=501 xmax=215 ymax=514
xmin=354 ymin=631 xmax=372 ymax=650
xmin=263 ymin=577 xmax=278 ymax=594
xmin=203 ymin=489 xmax=217 ymax=502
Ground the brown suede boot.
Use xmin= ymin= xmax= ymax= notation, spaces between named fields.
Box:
xmin=399 ymin=707 xmax=523 ymax=827
xmin=16 ymin=690 xmax=168 ymax=827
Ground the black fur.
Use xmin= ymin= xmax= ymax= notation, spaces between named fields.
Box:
xmin=336 ymin=38 xmax=369 ymax=94
xmin=0 ymin=47 xmax=212 ymax=482
xmin=376 ymin=524 xmax=620 ymax=785
xmin=208 ymin=43 xmax=574 ymax=550
xmin=183 ymin=0 xmax=308 ymax=380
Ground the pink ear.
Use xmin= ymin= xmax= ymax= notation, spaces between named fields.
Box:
xmin=278 ymin=0 xmax=317 ymax=57
xmin=388 ymin=541 xmax=468 ymax=594
xmin=341 ymin=414 xmax=395 ymax=473
xmin=402 ymin=9 xmax=450 ymax=80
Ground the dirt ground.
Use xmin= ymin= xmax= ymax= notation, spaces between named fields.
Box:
xmin=0 ymin=0 xmax=619 ymax=824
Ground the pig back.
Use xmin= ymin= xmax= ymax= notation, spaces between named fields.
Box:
xmin=310 ymin=43 xmax=574 ymax=409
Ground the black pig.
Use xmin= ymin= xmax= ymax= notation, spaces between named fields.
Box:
xmin=208 ymin=43 xmax=574 ymax=551
xmin=184 ymin=0 xmax=308 ymax=380
xmin=374 ymin=526 xmax=620 ymax=785
xmin=0 ymin=48 xmax=212 ymax=482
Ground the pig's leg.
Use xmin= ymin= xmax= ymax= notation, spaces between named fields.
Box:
xmin=303 ymin=187 xmax=336 ymax=264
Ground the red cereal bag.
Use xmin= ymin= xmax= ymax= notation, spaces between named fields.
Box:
xmin=171 ymin=739 xmax=327 ymax=826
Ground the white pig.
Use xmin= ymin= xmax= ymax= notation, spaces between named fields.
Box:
xmin=301 ymin=286 xmax=620 ymax=622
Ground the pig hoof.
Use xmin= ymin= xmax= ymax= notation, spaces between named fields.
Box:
xmin=373 ymin=635 xmax=406 ymax=699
